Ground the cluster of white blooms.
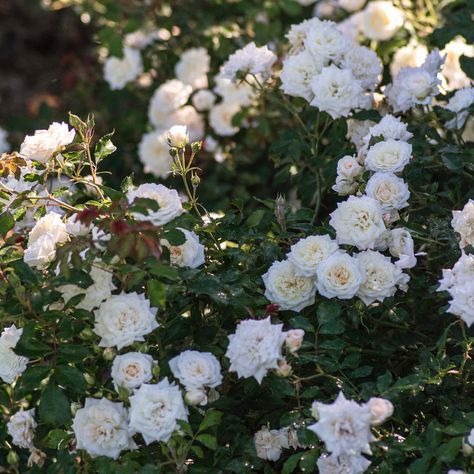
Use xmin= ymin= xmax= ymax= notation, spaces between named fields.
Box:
xmin=254 ymin=425 xmax=298 ymax=461
xmin=161 ymin=228 xmax=205 ymax=269
xmin=281 ymin=17 xmax=382 ymax=118
xmin=72 ymin=398 xmax=136 ymax=459
xmin=169 ymin=350 xmax=222 ymax=405
xmin=0 ymin=325 xmax=28 ymax=384
xmin=387 ymin=50 xmax=445 ymax=113
xmin=221 ymin=42 xmax=277 ymax=83
xmin=310 ymin=392 xmax=393 ymax=473
xmin=438 ymin=200 xmax=474 ymax=326
xmin=20 ymin=122 xmax=75 ymax=164
xmin=7 ymin=408 xmax=37 ymax=449
xmin=127 ymin=183 xmax=184 ymax=226
xmin=225 ymin=317 xmax=304 ymax=383
xmin=24 ymin=212 xmax=69 ymax=269
xmin=93 ymin=291 xmax=159 ymax=350
xmin=104 ymin=47 xmax=144 ymax=90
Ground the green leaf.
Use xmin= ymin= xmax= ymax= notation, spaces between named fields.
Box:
xmin=55 ymin=365 xmax=86 ymax=394
xmin=147 ymin=280 xmax=167 ymax=309
xmin=15 ymin=324 xmax=51 ymax=357
xmin=94 ymin=132 xmax=116 ymax=162
xmin=317 ymin=300 xmax=342 ymax=325
xmin=163 ymin=228 xmax=186 ymax=246
xmin=101 ymin=185 xmax=124 ymax=201
xmin=460 ymin=55 xmax=474 ymax=79
xmin=39 ymin=384 xmax=71 ymax=426
xmin=245 ymin=209 xmax=266 ymax=228
xmin=199 ymin=410 xmax=223 ymax=432
xmin=15 ymin=365 xmax=52 ymax=396
xmin=190 ymin=445 xmax=205 ymax=459
xmin=298 ymin=448 xmax=319 ymax=471
xmin=282 ymin=452 xmax=301 ymax=474
xmin=0 ymin=212 xmax=14 ymax=237
xmin=46 ymin=429 xmax=72 ymax=449
xmin=196 ymin=433 xmax=218 ymax=450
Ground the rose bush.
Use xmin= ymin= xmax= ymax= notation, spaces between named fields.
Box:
xmin=0 ymin=0 xmax=473 ymax=472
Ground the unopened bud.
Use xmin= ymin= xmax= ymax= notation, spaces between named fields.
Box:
xmin=275 ymin=194 xmax=286 ymax=231
xmin=169 ymin=147 xmax=178 ymax=158
xmin=276 ymin=359 xmax=292 ymax=377
xmin=191 ymin=141 xmax=202 ymax=153
xmin=102 ymin=347 xmax=116 ymax=361
xmin=7 ymin=450 xmax=19 ymax=465
xmin=285 ymin=329 xmax=305 ymax=353
xmin=191 ymin=173 xmax=200 ymax=188
xmin=27 ymin=448 xmax=46 ymax=468
xmin=462 ymin=439 xmax=473 ymax=455
xmin=167 ymin=125 xmax=189 ymax=148
xmin=185 ymin=388 xmax=208 ymax=406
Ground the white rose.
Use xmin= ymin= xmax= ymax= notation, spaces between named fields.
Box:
xmin=103 ymin=47 xmax=143 ymax=90
xmin=445 ymin=88 xmax=474 ymax=129
xmin=280 ymin=50 xmax=323 ymax=102
xmin=93 ymin=291 xmax=158 ymax=350
xmin=336 ymin=15 xmax=362 ymax=43
xmin=0 ymin=346 xmax=28 ymax=384
xmin=148 ymin=80 xmax=193 ymax=126
xmin=129 ymin=378 xmax=188 ymax=444
xmin=446 ymin=281 xmax=474 ymax=327
xmin=390 ymin=41 xmax=428 ymax=78
xmin=127 ymin=183 xmax=184 ymax=226
xmin=304 ymin=21 xmax=349 ymax=64
xmin=316 ymin=252 xmax=364 ymax=299
xmin=329 ymin=196 xmax=386 ymax=250
xmin=175 ymin=47 xmax=210 ymax=89
xmin=28 ymin=212 xmax=69 ymax=246
xmin=0 ymin=324 xmax=23 ymax=348
xmin=124 ymin=29 xmax=160 ymax=49
xmin=341 ymin=45 xmax=382 ymax=90
xmin=451 ymin=199 xmax=474 ymax=248
xmin=287 ymin=235 xmax=339 ymax=277
xmin=363 ymin=115 xmax=413 ymax=146
xmin=184 ymin=388 xmax=208 ymax=406
xmin=286 ymin=18 xmax=322 ymax=54
xmin=254 ymin=427 xmax=286 ymax=461
xmin=167 ymin=125 xmax=189 ymax=148
xmin=59 ymin=263 xmax=116 ymax=311
xmin=192 ymin=89 xmax=216 ymax=111
xmin=213 ymin=72 xmax=256 ymax=106
xmin=338 ymin=0 xmax=365 ymax=11
xmin=356 ymin=250 xmax=408 ymax=305
xmin=317 ymin=453 xmax=371 ymax=474
xmin=365 ymin=172 xmax=410 ymax=211
xmin=72 ymin=398 xmax=135 ymax=459
xmin=262 ymin=260 xmax=316 ymax=312
xmin=366 ymin=397 xmax=394 ymax=425
xmin=221 ymin=42 xmax=277 ymax=82
xmin=160 ymin=106 xmax=205 ymax=143
xmin=66 ymin=214 xmax=91 ymax=237
xmin=111 ymin=352 xmax=154 ymax=392
xmin=310 ymin=65 xmax=364 ymax=119
xmin=23 ymin=233 xmax=58 ymax=269
xmin=359 ymin=1 xmax=404 ymax=41
xmin=138 ymin=130 xmax=173 ymax=178
xmin=209 ymin=102 xmax=241 ymax=136
xmin=439 ymin=254 xmax=474 ymax=292
xmin=225 ymin=317 xmax=287 ymax=384
xmin=161 ymin=228 xmax=205 ymax=268
xmin=332 ymin=176 xmax=358 ymax=196
xmin=20 ymin=122 xmax=75 ymax=163
xmin=169 ymin=350 xmax=222 ymax=390
xmin=365 ymin=139 xmax=412 ymax=173
xmin=309 ymin=392 xmax=373 ymax=456
xmin=337 ymin=155 xmax=363 ymax=180
xmin=7 ymin=408 xmax=37 ymax=449
xmin=442 ymin=36 xmax=474 ymax=91
xmin=285 ymin=329 xmax=305 ymax=353
xmin=389 ymin=228 xmax=418 ymax=269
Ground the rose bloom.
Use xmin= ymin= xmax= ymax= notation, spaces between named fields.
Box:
xmin=316 ymin=252 xmax=364 ymax=299
xmin=359 ymin=1 xmax=404 ymax=41
xmin=192 ymin=89 xmax=216 ymax=111
xmin=93 ymin=292 xmax=158 ymax=350
xmin=356 ymin=250 xmax=409 ymax=305
xmin=336 ymin=155 xmax=363 ymax=180
xmin=7 ymin=408 xmax=37 ymax=449
xmin=225 ymin=317 xmax=287 ymax=384
xmin=103 ymin=47 xmax=143 ymax=90
xmin=452 ymin=199 xmax=474 ymax=248
xmin=59 ymin=263 xmax=116 ymax=312
xmin=309 ymin=391 xmax=373 ymax=457
xmin=317 ymin=453 xmax=371 ymax=474
xmin=363 ymin=114 xmax=413 ymax=146
xmin=442 ymin=36 xmax=474 ymax=91
xmin=286 ymin=18 xmax=322 ymax=54
xmin=111 ymin=352 xmax=154 ymax=393
xmin=161 ymin=228 xmax=205 ymax=268
xmin=310 ymin=65 xmax=364 ymax=119
xmin=262 ymin=259 xmax=316 ymax=311
xmin=364 ymin=139 xmax=412 ymax=173
xmin=138 ymin=130 xmax=174 ymax=178
xmin=446 ymin=281 xmax=474 ymax=327
xmin=388 ymin=228 xmax=418 ymax=269
xmin=175 ymin=47 xmax=210 ymax=89
xmin=330 ymin=196 xmax=386 ymax=250
xmin=445 ymin=88 xmax=474 ymax=129
xmin=287 ymin=235 xmax=339 ymax=277
xmin=366 ymin=397 xmax=394 ymax=425
xmin=148 ymin=80 xmax=193 ymax=127
xmin=254 ymin=426 xmax=289 ymax=461
xmin=23 ymin=234 xmax=57 ymax=269
xmin=169 ymin=350 xmax=222 ymax=390
xmin=341 ymin=45 xmax=382 ymax=90
xmin=72 ymin=398 xmax=136 ymax=459
xmin=214 ymin=72 xmax=256 ymax=107
xmin=338 ymin=0 xmax=365 ymax=11
xmin=167 ymin=125 xmax=189 ymax=148
xmin=304 ymin=21 xmax=349 ymax=64
xmin=20 ymin=122 xmax=75 ymax=163
xmin=365 ymin=172 xmax=410 ymax=211
xmin=280 ymin=50 xmax=324 ymax=102
xmin=390 ymin=41 xmax=428 ymax=79
xmin=128 ymin=378 xmax=188 ymax=444
xmin=346 ymin=120 xmax=375 ymax=151
xmin=28 ymin=212 xmax=69 ymax=246
xmin=127 ymin=183 xmax=184 ymax=226
xmin=209 ymin=101 xmax=241 ymax=136
xmin=439 ymin=253 xmax=474 ymax=292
